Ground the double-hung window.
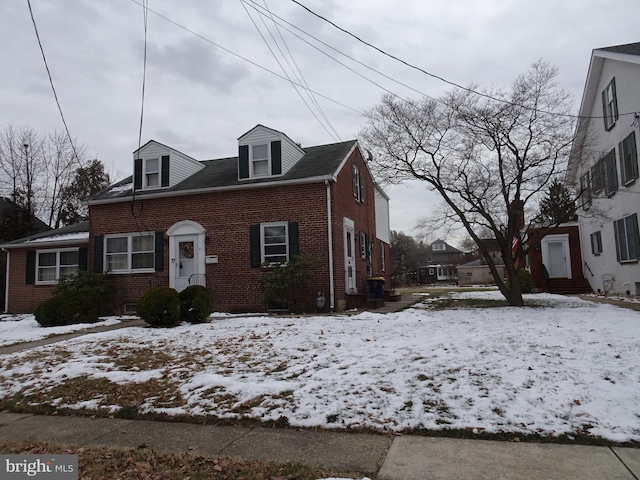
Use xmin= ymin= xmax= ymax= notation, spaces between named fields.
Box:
xmin=614 ymin=213 xmax=639 ymax=263
xmin=619 ymin=131 xmax=638 ymax=185
xmin=252 ymin=144 xmax=269 ymax=176
xmin=602 ymin=78 xmax=618 ymax=130
xmin=145 ymin=158 xmax=160 ymax=188
xmin=590 ymin=231 xmax=602 ymax=256
xmin=262 ymin=222 xmax=288 ymax=264
xmin=352 ymin=165 xmax=364 ymax=202
xmin=105 ymin=233 xmax=155 ymax=272
xmin=36 ymin=249 xmax=79 ymax=284
xmin=580 ymin=171 xmax=592 ymax=209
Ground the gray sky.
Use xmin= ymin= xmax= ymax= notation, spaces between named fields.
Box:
xmin=2 ymin=0 xmax=639 ymax=243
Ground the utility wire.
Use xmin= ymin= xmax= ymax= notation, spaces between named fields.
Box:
xmin=27 ymin=0 xmax=84 ymax=170
xmin=128 ymin=0 xmax=362 ymax=115
xmin=258 ymin=0 xmax=342 ymax=141
xmin=290 ymin=0 xmax=638 ymax=121
xmin=240 ymin=0 xmax=339 ymax=142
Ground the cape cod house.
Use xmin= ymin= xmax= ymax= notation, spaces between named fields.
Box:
xmin=567 ymin=42 xmax=640 ymax=296
xmin=2 ymin=125 xmax=391 ymax=314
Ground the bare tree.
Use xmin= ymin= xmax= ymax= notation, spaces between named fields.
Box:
xmin=361 ymin=61 xmax=575 ymax=306
xmin=0 ymin=124 xmax=92 ymax=228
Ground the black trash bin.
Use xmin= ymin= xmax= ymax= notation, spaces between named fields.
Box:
xmin=367 ymin=277 xmax=385 ymax=306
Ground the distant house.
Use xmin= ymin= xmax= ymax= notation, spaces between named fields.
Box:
xmin=2 ymin=125 xmax=391 ymax=313
xmin=419 ymin=240 xmax=464 ymax=283
xmin=457 ymin=259 xmax=505 ymax=286
xmin=567 ymin=42 xmax=640 ymax=295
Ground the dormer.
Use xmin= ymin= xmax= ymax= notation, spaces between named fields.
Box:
xmin=237 ymin=125 xmax=305 ymax=180
xmin=133 ymin=140 xmax=204 ymax=191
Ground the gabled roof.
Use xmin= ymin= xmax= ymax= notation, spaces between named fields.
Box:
xmin=1 ymin=221 xmax=89 ymax=248
xmin=568 ymin=42 xmax=640 ymax=183
xmin=431 ymin=239 xmax=462 ymax=254
xmin=90 ymin=139 xmax=358 ymax=204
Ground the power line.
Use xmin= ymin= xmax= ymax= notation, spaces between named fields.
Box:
xmin=289 ymin=0 xmax=638 ymax=121
xmin=128 ymin=0 xmax=362 ymax=116
xmin=27 ymin=0 xmax=84 ymax=170
xmin=239 ymin=0 xmax=339 ymax=142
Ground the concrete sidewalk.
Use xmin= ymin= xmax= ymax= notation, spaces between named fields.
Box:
xmin=1 ymin=412 xmax=638 ymax=479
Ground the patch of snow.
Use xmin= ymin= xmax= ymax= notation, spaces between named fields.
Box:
xmin=26 ymin=232 xmax=89 ymax=243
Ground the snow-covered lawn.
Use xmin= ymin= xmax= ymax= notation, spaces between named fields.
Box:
xmin=0 ymin=291 xmax=639 ymax=443
xmin=0 ymin=315 xmax=123 ymax=347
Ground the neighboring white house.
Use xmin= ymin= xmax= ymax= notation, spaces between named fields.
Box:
xmin=567 ymin=42 xmax=640 ymax=295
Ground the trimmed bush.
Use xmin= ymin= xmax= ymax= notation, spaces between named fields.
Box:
xmin=179 ymin=285 xmax=212 ymax=323
xmin=34 ymin=271 xmax=113 ymax=327
xmin=136 ymin=287 xmax=181 ymax=327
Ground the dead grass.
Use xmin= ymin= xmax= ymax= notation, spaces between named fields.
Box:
xmin=0 ymin=439 xmax=365 ymax=479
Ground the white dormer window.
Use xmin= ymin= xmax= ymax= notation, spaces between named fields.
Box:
xmin=433 ymin=243 xmax=446 ymax=251
xmin=252 ymin=144 xmax=269 ymax=176
xmin=145 ymin=158 xmax=160 ymax=187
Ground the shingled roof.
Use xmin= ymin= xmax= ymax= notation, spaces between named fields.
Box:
xmin=91 ymin=139 xmax=358 ymax=204
xmin=599 ymin=42 xmax=640 ymax=56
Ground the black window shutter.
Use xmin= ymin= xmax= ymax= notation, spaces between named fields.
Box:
xmin=161 ymin=155 xmax=170 ymax=187
xmin=250 ymin=225 xmax=261 ymax=267
xmin=239 ymin=145 xmax=249 ymax=179
xmin=154 ymin=232 xmax=164 ymax=271
xmin=134 ymin=159 xmax=143 ymax=190
xmin=78 ymin=247 xmax=88 ymax=271
xmin=611 ymin=78 xmax=618 ymax=121
xmin=602 ymin=89 xmax=608 ymax=129
xmin=26 ymin=250 xmax=36 ymax=285
xmin=94 ymin=235 xmax=104 ymax=272
xmin=288 ymin=222 xmax=299 ymax=259
xmin=271 ymin=141 xmax=282 ymax=175
xmin=359 ymin=172 xmax=364 ymax=202
xmin=352 ymin=166 xmax=358 ymax=198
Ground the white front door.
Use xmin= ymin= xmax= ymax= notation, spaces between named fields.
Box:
xmin=344 ymin=219 xmax=356 ymax=293
xmin=542 ymin=234 xmax=571 ymax=279
xmin=175 ymin=234 xmax=197 ymax=292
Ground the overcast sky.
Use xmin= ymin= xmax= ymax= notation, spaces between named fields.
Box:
xmin=2 ymin=0 xmax=639 ymax=244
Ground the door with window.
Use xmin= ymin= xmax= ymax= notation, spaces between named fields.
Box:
xmin=175 ymin=235 xmax=197 ymax=292
xmin=344 ymin=219 xmax=356 ymax=293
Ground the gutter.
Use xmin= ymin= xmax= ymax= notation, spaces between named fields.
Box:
xmin=325 ymin=180 xmax=335 ymax=311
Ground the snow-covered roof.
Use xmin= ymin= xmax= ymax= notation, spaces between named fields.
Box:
xmin=1 ymin=221 xmax=89 ymax=248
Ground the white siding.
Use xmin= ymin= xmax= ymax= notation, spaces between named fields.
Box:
xmin=374 ymin=186 xmax=391 ymax=244
xmin=136 ymin=141 xmax=203 ymax=188
xmin=574 ymin=55 xmax=640 ymax=295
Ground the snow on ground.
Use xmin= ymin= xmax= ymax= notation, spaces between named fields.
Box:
xmin=0 ymin=315 xmax=123 ymax=347
xmin=0 ymin=292 xmax=639 ymax=442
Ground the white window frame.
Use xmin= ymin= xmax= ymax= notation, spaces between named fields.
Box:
xmin=104 ymin=233 xmax=155 ymax=273
xmin=619 ymin=131 xmax=638 ymax=186
xmin=602 ymin=78 xmax=618 ymax=131
xmin=261 ymin=222 xmax=288 ymax=265
xmin=432 ymin=243 xmax=446 ymax=251
xmin=614 ymin=214 xmax=639 ymax=263
xmin=144 ymin=158 xmax=160 ymax=188
xmin=251 ymin=143 xmax=270 ymax=178
xmin=35 ymin=248 xmax=80 ymax=285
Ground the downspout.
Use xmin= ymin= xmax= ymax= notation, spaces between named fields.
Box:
xmin=3 ymin=248 xmax=9 ymax=313
xmin=325 ymin=180 xmax=335 ymax=311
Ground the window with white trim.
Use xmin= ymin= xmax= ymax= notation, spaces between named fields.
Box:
xmin=619 ymin=131 xmax=638 ymax=185
xmin=590 ymin=231 xmax=602 ymax=255
xmin=144 ymin=158 xmax=160 ymax=188
xmin=432 ymin=243 xmax=446 ymax=251
xmin=352 ymin=165 xmax=364 ymax=202
xmin=252 ymin=144 xmax=269 ymax=177
xmin=262 ymin=222 xmax=288 ymax=264
xmin=602 ymin=78 xmax=618 ymax=130
xmin=105 ymin=233 xmax=155 ymax=272
xmin=614 ymin=213 xmax=639 ymax=263
xmin=36 ymin=249 xmax=79 ymax=284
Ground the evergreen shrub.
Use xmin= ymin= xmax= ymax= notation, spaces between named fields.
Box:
xmin=136 ymin=287 xmax=181 ymax=327
xmin=179 ymin=285 xmax=212 ymax=323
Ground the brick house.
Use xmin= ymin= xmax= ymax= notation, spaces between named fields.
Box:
xmin=2 ymin=125 xmax=391 ymax=313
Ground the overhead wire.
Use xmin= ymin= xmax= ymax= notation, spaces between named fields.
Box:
xmin=239 ymin=0 xmax=340 ymax=142
xmin=27 ymin=0 xmax=84 ymax=170
xmin=289 ymin=0 xmax=639 ymax=121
